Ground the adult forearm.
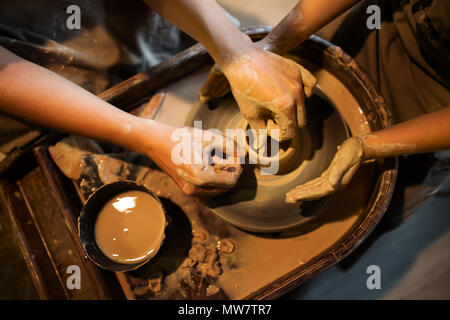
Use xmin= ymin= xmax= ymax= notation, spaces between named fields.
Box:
xmin=143 ymin=0 xmax=253 ymax=67
xmin=361 ymin=107 xmax=450 ymax=159
xmin=0 ymin=46 xmax=164 ymax=155
xmin=261 ymin=0 xmax=361 ymax=54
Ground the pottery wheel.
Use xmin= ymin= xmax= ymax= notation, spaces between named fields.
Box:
xmin=185 ymin=86 xmax=348 ymax=232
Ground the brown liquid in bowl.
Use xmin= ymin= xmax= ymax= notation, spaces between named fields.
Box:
xmin=95 ymin=190 xmax=166 ymax=264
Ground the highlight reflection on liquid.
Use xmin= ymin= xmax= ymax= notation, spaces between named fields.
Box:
xmin=112 ymin=196 xmax=137 ymax=213
xmin=94 ymin=191 xmax=166 ymax=265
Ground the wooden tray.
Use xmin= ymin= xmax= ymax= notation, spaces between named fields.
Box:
xmin=4 ymin=27 xmax=397 ymax=299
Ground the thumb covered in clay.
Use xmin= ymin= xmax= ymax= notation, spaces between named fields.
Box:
xmin=199 ymin=64 xmax=231 ymax=103
xmin=297 ymin=64 xmax=316 ymax=98
xmin=284 ymin=60 xmax=316 ymax=128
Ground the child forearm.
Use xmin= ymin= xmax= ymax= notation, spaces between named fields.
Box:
xmin=0 ymin=46 xmax=163 ymax=155
xmin=361 ymin=107 xmax=450 ymax=159
xmin=260 ymin=0 xmax=361 ymax=54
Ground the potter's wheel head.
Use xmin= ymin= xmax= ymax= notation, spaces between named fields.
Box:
xmin=185 ymin=87 xmax=348 ymax=232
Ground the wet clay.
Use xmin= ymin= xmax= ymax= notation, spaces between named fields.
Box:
xmin=221 ymin=53 xmax=316 ymax=141
xmin=53 ymin=134 xmax=375 ymax=299
xmin=49 ymin=136 xmax=103 ymax=180
xmin=50 ymin=62 xmax=386 ymax=299
xmin=137 ymin=165 xmax=374 ymax=299
xmin=95 ymin=190 xmax=166 ymax=264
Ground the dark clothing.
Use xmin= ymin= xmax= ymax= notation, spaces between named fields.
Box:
xmin=326 ymin=0 xmax=450 ymax=123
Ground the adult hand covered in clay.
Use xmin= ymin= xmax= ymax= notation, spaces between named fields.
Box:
xmin=200 ymin=47 xmax=316 ymax=141
xmin=199 ymin=39 xmax=277 ymax=102
xmin=149 ymin=125 xmax=243 ymax=197
xmin=285 ymin=137 xmax=365 ymax=203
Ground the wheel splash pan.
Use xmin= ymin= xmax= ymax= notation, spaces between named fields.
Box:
xmin=185 ymin=35 xmax=397 ymax=233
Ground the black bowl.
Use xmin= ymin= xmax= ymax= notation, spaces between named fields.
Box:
xmin=78 ymin=181 xmax=166 ymax=272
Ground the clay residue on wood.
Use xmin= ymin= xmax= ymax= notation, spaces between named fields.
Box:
xmin=48 ymin=135 xmax=102 ymax=180
xmin=50 ymin=142 xmax=236 ymax=299
xmin=47 ymin=74 xmax=381 ymax=299
xmin=131 ymin=169 xmax=236 ymax=299
xmin=93 ymin=154 xmax=132 ymax=184
xmin=48 ymin=132 xmax=376 ymax=300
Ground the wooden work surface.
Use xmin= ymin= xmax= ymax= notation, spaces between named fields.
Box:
xmin=0 ymin=28 xmax=397 ymax=299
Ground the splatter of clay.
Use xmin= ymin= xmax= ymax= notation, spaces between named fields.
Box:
xmin=287 ymin=10 xmax=303 ymax=25
xmin=95 ymin=190 xmax=166 ymax=264
xmin=122 ymin=123 xmax=132 ymax=134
